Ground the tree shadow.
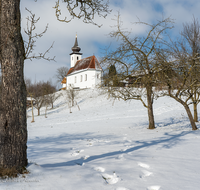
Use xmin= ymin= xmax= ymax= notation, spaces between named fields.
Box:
xmin=35 ymin=130 xmax=195 ymax=168
xmin=27 ymin=132 xmax=115 ymax=160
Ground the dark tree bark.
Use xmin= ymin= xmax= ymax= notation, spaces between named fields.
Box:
xmin=184 ymin=104 xmax=198 ymax=130
xmin=146 ymin=85 xmax=155 ymax=129
xmin=193 ymin=101 xmax=198 ymax=122
xmin=0 ymin=0 xmax=27 ymax=170
xmin=169 ymin=95 xmax=198 ymax=130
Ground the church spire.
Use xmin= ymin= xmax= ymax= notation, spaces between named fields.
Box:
xmin=71 ymin=34 xmax=81 ymax=53
xmin=70 ymin=34 xmax=82 ymax=68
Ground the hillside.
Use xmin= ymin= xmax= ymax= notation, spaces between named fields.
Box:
xmin=1 ymin=88 xmax=200 ymax=190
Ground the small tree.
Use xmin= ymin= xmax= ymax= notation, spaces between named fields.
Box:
xmin=108 ymin=65 xmax=119 ymax=86
xmin=65 ymin=85 xmax=79 ymax=113
xmin=47 ymin=92 xmax=62 ymax=109
xmin=31 ymin=82 xmax=45 ymax=116
xmin=27 ymin=80 xmax=59 ymax=116
xmin=55 ymin=66 xmax=69 ymax=84
xmin=42 ymin=81 xmax=61 ymax=109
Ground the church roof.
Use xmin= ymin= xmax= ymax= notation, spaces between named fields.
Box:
xmin=67 ymin=55 xmax=102 ymax=76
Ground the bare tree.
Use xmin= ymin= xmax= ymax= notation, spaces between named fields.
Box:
xmin=42 ymin=81 xmax=61 ymax=109
xmin=103 ymin=15 xmax=173 ymax=129
xmin=47 ymin=92 xmax=62 ymax=109
xmin=55 ymin=66 xmax=69 ymax=84
xmin=180 ymin=17 xmax=200 ymax=122
xmin=29 ymin=82 xmax=45 ymax=116
xmin=159 ymin=36 xmax=199 ymax=130
xmin=27 ymin=81 xmax=58 ymax=116
xmin=65 ymin=85 xmax=79 ymax=113
xmin=54 ymin=0 xmax=111 ymax=27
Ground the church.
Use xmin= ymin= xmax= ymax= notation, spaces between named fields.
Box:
xmin=61 ymin=35 xmax=103 ymax=90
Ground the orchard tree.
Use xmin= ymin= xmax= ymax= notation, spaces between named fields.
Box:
xmin=0 ymin=0 xmax=110 ymax=176
xmin=181 ymin=17 xmax=200 ymax=122
xmin=103 ymin=15 xmax=173 ymax=129
xmin=159 ymin=31 xmax=200 ymax=130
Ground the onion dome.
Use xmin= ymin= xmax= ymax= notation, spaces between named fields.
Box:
xmin=71 ymin=34 xmax=81 ymax=53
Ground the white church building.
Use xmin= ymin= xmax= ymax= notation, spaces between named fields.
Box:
xmin=61 ymin=35 xmax=103 ymax=90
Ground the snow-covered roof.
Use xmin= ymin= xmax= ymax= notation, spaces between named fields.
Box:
xmin=67 ymin=55 xmax=102 ymax=76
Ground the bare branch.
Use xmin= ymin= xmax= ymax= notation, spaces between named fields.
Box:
xmin=53 ymin=0 xmax=111 ymax=27
xmin=24 ymin=8 xmax=55 ymax=62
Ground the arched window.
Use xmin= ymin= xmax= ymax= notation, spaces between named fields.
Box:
xmin=80 ymin=75 xmax=83 ymax=82
xmin=75 ymin=76 xmax=77 ymax=83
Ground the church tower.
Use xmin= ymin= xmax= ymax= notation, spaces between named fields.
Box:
xmin=70 ymin=34 xmax=82 ymax=68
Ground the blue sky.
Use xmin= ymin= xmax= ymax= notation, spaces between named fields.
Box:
xmin=20 ymin=0 xmax=200 ymax=87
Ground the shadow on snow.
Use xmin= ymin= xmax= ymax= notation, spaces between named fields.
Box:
xmin=32 ymin=130 xmax=197 ymax=168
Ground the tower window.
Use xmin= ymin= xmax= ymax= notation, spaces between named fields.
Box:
xmin=77 ymin=56 xmax=79 ymax=60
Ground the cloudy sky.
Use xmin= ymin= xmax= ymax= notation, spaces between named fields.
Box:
xmin=20 ymin=0 xmax=200 ymax=87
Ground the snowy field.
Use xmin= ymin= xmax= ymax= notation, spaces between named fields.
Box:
xmin=1 ymin=88 xmax=200 ymax=190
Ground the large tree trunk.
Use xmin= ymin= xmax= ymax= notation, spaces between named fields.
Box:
xmin=146 ymin=85 xmax=155 ymax=129
xmin=0 ymin=0 xmax=27 ymax=170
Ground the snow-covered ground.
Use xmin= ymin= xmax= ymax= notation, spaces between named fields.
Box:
xmin=1 ymin=88 xmax=200 ymax=190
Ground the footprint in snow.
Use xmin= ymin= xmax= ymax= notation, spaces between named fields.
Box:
xmin=146 ymin=185 xmax=161 ymax=190
xmin=81 ymin=155 xmax=90 ymax=160
xmin=138 ymin=162 xmax=150 ymax=169
xmin=102 ymin=172 xmax=120 ymax=185
xmin=116 ymin=154 xmax=124 ymax=160
xmin=71 ymin=150 xmax=84 ymax=156
xmin=140 ymin=170 xmax=153 ymax=179
xmin=94 ymin=167 xmax=105 ymax=172
xmin=121 ymin=148 xmax=127 ymax=152
xmin=87 ymin=143 xmax=93 ymax=146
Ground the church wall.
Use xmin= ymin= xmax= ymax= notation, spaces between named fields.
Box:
xmin=66 ymin=69 xmax=102 ymax=89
